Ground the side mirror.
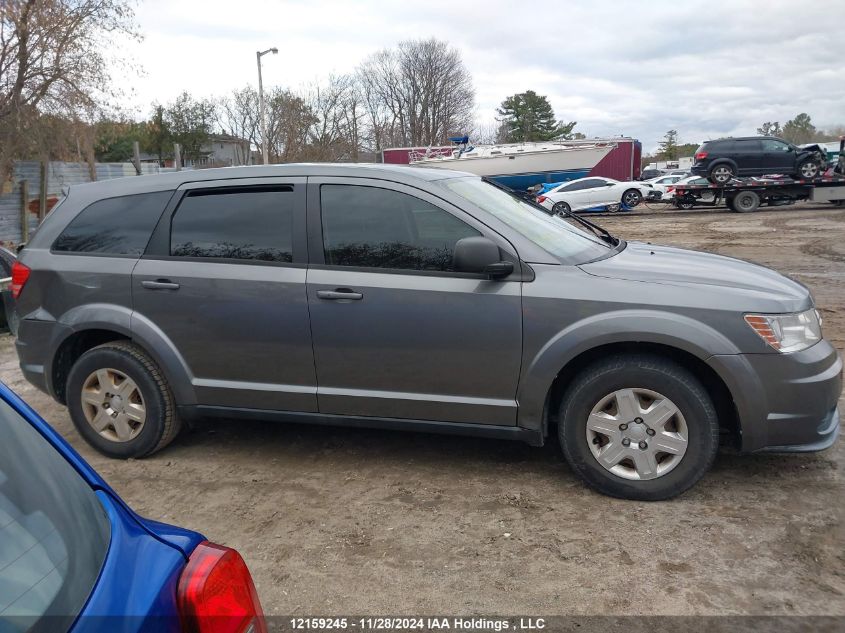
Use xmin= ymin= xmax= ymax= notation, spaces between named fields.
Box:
xmin=453 ymin=237 xmax=514 ymax=279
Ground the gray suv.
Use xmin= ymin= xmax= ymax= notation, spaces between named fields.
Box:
xmin=9 ymin=164 xmax=842 ymax=500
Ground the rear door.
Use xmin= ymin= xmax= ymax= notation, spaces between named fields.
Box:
xmin=305 ymin=177 xmax=523 ymax=426
xmin=732 ymin=139 xmax=764 ymax=174
xmin=132 ymin=178 xmax=317 ymax=412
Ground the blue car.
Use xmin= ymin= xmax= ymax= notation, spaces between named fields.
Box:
xmin=0 ymin=382 xmax=266 ymax=633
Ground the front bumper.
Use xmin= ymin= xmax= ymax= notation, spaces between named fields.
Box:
xmin=708 ymin=340 xmax=842 ymax=453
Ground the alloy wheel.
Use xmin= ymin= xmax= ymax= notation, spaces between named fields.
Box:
xmin=711 ymin=166 xmax=732 ymax=183
xmin=622 ymin=191 xmax=641 ymax=207
xmin=81 ymin=368 xmax=147 ymax=442
xmin=799 ymin=161 xmax=818 ymax=179
xmin=585 ymin=388 xmax=689 ymax=481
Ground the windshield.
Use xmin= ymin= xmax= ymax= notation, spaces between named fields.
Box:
xmin=0 ymin=396 xmax=110 ymax=633
xmin=441 ymin=177 xmax=611 ymax=263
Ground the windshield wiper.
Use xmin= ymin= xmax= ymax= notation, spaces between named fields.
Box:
xmin=556 ymin=206 xmax=619 ymax=246
xmin=482 ymin=177 xmax=619 ymax=246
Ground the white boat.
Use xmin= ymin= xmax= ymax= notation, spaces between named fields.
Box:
xmin=410 ymin=138 xmax=618 ymax=189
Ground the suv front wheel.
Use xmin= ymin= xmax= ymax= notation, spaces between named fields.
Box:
xmin=558 ymin=354 xmax=719 ymax=500
xmin=796 ymin=158 xmax=820 ymax=180
xmin=66 ymin=341 xmax=181 ymax=458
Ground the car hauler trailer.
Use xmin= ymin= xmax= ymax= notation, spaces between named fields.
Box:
xmin=675 ymin=136 xmax=845 ymax=212
xmin=675 ymin=176 xmax=845 ymax=213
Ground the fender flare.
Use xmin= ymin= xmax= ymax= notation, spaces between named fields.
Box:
xmin=517 ymin=309 xmax=743 ymax=432
xmin=55 ymin=303 xmax=196 ymax=405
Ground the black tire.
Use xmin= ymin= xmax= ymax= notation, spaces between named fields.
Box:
xmin=622 ymin=189 xmax=642 ymax=207
xmin=796 ymin=158 xmax=820 ymax=180
xmin=708 ymin=163 xmax=735 ymax=184
xmin=675 ymin=199 xmax=695 ymax=210
xmin=552 ymin=201 xmax=571 ymax=215
xmin=66 ymin=341 xmax=181 ymax=458
xmin=732 ymin=190 xmax=761 ymax=213
xmin=558 ymin=354 xmax=719 ymax=501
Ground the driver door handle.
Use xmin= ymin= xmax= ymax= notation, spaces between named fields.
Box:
xmin=316 ymin=288 xmax=363 ymax=301
xmin=142 ymin=279 xmax=180 ymax=290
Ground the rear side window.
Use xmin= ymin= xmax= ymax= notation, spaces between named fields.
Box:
xmin=734 ymin=139 xmax=761 ymax=152
xmin=53 ymin=191 xmax=172 ymax=255
xmin=0 ymin=397 xmax=110 ymax=632
xmin=170 ymin=187 xmax=294 ymax=263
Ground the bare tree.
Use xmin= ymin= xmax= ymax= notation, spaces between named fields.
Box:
xmin=302 ymin=74 xmax=362 ymax=162
xmin=215 ymin=87 xmax=259 ymax=164
xmin=0 ymin=0 xmax=138 ymax=179
xmin=357 ymin=38 xmax=475 ymax=149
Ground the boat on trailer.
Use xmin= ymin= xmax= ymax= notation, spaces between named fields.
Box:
xmin=409 ymin=136 xmax=618 ymax=190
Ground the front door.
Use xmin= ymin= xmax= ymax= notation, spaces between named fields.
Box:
xmin=760 ymin=138 xmax=796 ymax=173
xmin=132 ymin=178 xmax=317 ymax=412
xmin=306 ymin=178 xmax=523 ymax=426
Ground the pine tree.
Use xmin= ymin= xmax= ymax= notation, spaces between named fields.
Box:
xmin=496 ymin=91 xmax=576 ymax=142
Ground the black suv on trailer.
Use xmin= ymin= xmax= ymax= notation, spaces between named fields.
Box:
xmin=691 ymin=136 xmax=826 ymax=184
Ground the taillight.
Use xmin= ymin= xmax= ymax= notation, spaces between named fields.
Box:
xmin=666 ymin=186 xmax=675 ymax=193
xmin=177 ymin=541 xmax=267 ymax=633
xmin=11 ymin=261 xmax=30 ymax=299
xmin=694 ymin=151 xmax=708 ymax=161
xmin=537 ymin=195 xmax=547 ymax=203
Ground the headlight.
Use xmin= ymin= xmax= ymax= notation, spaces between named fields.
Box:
xmin=744 ymin=309 xmax=822 ymax=353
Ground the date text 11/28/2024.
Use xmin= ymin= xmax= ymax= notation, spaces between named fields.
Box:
xmin=288 ymin=617 xmax=548 ymax=631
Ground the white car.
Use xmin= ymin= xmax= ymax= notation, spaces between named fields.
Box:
xmin=536 ymin=177 xmax=653 ymax=213
xmin=670 ymin=175 xmax=718 ymax=208
xmin=644 ymin=174 xmax=685 ymax=200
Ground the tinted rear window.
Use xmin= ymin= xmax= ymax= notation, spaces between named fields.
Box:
xmin=170 ymin=187 xmax=294 ymax=263
xmin=53 ymin=191 xmax=172 ymax=255
xmin=0 ymin=397 xmax=110 ymax=632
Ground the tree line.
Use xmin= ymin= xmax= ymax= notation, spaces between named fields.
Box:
xmin=1 ymin=1 xmax=584 ymax=178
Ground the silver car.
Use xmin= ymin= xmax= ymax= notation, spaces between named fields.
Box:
xmin=9 ymin=164 xmax=841 ymax=500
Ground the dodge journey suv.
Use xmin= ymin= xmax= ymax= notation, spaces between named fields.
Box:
xmin=10 ymin=164 xmax=842 ymax=500
xmin=691 ymin=136 xmax=826 ymax=184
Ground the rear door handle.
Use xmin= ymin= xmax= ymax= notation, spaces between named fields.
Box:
xmin=142 ymin=279 xmax=180 ymax=290
xmin=316 ymin=288 xmax=363 ymax=301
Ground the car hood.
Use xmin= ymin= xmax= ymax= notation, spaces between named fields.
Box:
xmin=580 ymin=241 xmax=811 ymax=307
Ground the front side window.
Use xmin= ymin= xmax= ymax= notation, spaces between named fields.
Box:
xmin=762 ymin=139 xmax=791 ymax=152
xmin=170 ymin=187 xmax=294 ymax=263
xmin=0 ymin=397 xmax=110 ymax=632
xmin=320 ymin=185 xmax=480 ymax=271
xmin=53 ymin=191 xmax=172 ymax=255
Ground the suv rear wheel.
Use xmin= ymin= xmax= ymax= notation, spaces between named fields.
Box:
xmin=558 ymin=354 xmax=719 ymax=500
xmin=66 ymin=341 xmax=181 ymax=458
xmin=708 ymin=164 xmax=735 ymax=184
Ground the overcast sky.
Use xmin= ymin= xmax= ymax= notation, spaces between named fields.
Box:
xmin=118 ymin=0 xmax=845 ymax=152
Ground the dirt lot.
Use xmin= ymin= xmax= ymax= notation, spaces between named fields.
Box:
xmin=1 ymin=201 xmax=843 ymax=617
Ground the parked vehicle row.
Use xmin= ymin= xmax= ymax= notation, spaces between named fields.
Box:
xmin=10 ymin=164 xmax=841 ymax=502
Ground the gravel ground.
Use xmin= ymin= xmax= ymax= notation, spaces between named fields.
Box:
xmin=1 ymin=200 xmax=843 ymax=618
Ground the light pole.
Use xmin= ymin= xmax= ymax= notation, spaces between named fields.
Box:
xmin=256 ymin=47 xmax=278 ymax=165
